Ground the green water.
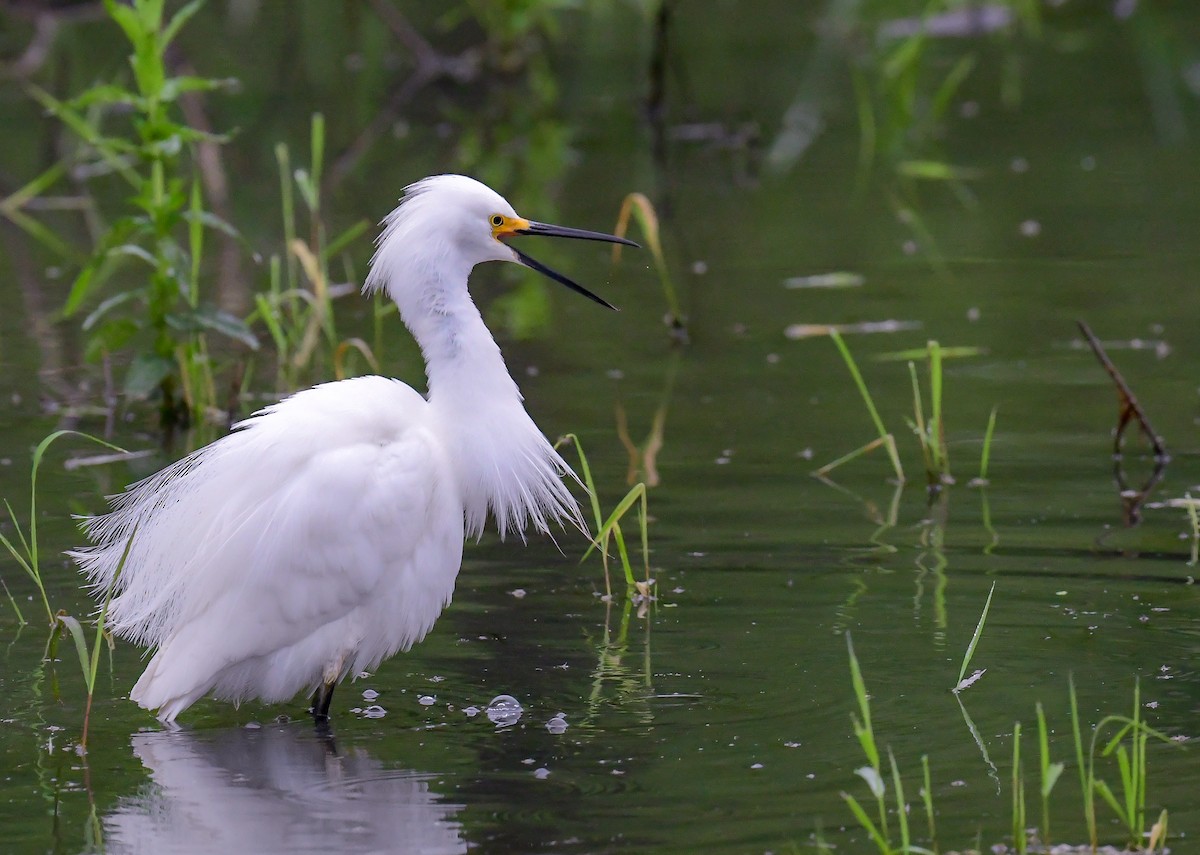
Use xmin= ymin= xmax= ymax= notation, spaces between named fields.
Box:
xmin=2 ymin=3 xmax=1200 ymax=853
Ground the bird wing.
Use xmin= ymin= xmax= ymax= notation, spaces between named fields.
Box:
xmin=75 ymin=377 xmax=464 ymax=670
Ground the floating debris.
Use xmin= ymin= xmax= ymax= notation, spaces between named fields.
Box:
xmin=878 ymin=4 xmax=1013 ymax=41
xmin=783 ymin=271 xmax=864 ymax=289
xmin=784 ymin=320 xmax=921 ymax=340
xmin=954 ymin=669 xmax=987 ymax=693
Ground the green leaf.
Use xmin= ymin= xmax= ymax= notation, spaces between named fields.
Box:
xmin=841 ymin=793 xmax=890 ymax=854
xmin=123 ymin=354 xmax=175 ymax=398
xmin=104 ymin=0 xmax=145 ymax=47
xmin=183 ymin=208 xmax=242 ymax=241
xmin=67 ymin=83 xmax=141 ymax=110
xmin=1094 ymin=779 xmax=1128 ymax=824
xmin=0 ymin=207 xmax=76 ymax=259
xmin=84 ymin=319 xmax=141 ymax=363
xmin=161 ymin=0 xmax=205 ymax=49
xmin=167 ymin=305 xmax=260 ymax=350
xmin=110 ymin=243 xmax=158 ymax=267
xmin=0 ymin=160 xmax=69 ymax=213
xmin=160 ymin=74 xmax=236 ymax=102
xmin=82 ymin=287 xmax=143 ymax=331
xmin=897 ymin=160 xmax=982 ymax=181
xmin=137 ymin=0 xmax=166 ymax=34
xmin=57 ymin=614 xmax=94 ymax=691
xmin=1042 ymin=762 xmax=1065 ymax=798
xmin=131 ymin=42 xmax=165 ymax=100
xmin=323 ymin=219 xmax=372 ymax=260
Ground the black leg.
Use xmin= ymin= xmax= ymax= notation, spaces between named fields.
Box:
xmin=311 ymin=680 xmax=336 ymax=723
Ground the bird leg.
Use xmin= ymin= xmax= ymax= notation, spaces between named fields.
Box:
xmin=311 ymin=680 xmax=336 ymax=723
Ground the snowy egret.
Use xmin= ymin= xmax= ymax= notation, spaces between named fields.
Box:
xmin=73 ymin=174 xmax=637 ymax=723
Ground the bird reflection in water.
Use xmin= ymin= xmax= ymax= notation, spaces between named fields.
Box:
xmin=102 ymin=725 xmax=466 ymax=855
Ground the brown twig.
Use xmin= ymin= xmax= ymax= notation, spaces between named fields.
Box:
xmin=1076 ymin=319 xmax=1168 ymax=461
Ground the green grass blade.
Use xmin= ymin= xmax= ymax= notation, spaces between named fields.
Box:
xmin=954 ymin=581 xmax=995 ymax=689
xmin=57 ymin=615 xmax=93 ymax=692
xmin=0 ymin=574 xmax=25 ymax=624
xmin=978 ymin=406 xmax=998 ymax=483
xmin=829 ymin=330 xmax=904 ymax=482
xmin=846 ymin=633 xmax=879 ymax=770
xmin=841 ymin=793 xmax=890 ymax=854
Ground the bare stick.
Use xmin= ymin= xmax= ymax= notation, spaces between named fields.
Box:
xmin=1076 ymin=320 xmax=1168 ymax=461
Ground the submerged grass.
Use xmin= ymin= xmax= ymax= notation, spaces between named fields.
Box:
xmin=22 ymin=0 xmax=255 ymax=428
xmin=556 ymin=434 xmax=653 ymax=601
xmin=611 ymin=192 xmax=686 ymax=342
xmin=819 ymin=334 xmax=1002 ymax=498
xmin=249 ymin=113 xmax=373 ymax=392
xmin=0 ymin=430 xmax=134 ymax=750
xmin=815 ymin=329 xmax=905 ymax=483
xmin=839 ymin=632 xmax=1177 ymax=855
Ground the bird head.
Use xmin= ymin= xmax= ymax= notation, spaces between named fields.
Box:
xmin=366 ymin=174 xmax=638 ymax=310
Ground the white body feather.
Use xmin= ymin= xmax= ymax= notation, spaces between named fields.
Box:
xmin=72 ymin=175 xmax=583 ymax=722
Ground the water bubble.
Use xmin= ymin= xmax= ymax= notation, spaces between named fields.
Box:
xmin=418 ymin=695 xmax=436 ymax=706
xmin=546 ymin=713 xmax=568 ymax=734
xmin=463 ymin=706 xmax=480 ymax=717
xmin=534 ymin=767 xmax=550 ymax=779
xmin=362 ymin=705 xmax=387 ymax=719
xmin=486 ymin=694 xmax=523 ymax=727
xmin=362 ymin=689 xmax=379 ymax=701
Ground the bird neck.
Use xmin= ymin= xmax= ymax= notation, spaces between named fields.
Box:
xmin=396 ymin=263 xmax=580 ymax=539
xmin=398 ymin=262 xmax=523 ymax=406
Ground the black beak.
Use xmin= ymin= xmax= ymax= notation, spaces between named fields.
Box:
xmin=508 ymin=221 xmax=640 ymax=311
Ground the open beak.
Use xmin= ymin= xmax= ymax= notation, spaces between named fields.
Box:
xmin=503 ymin=220 xmax=639 ymax=311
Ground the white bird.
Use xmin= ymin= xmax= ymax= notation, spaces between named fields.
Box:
xmin=72 ymin=174 xmax=636 ymax=724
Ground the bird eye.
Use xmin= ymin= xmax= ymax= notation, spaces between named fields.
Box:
xmin=490 ymin=215 xmax=505 ymax=227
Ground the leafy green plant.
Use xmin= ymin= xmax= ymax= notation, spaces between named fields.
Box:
xmin=1089 ymin=680 xmax=1171 ymax=849
xmin=906 ymin=340 xmax=949 ymax=487
xmin=0 ymin=430 xmax=131 ymax=749
xmin=972 ymin=405 xmax=999 ymax=487
xmin=1035 ymin=701 xmax=1065 ymax=848
xmin=556 ymin=433 xmax=652 ymax=600
xmin=814 ymin=329 xmax=905 ymax=483
xmin=30 ymin=0 xmax=257 ymax=427
xmin=840 ymin=630 xmax=1175 ymax=853
xmin=248 ymin=114 xmax=372 ymax=391
xmin=1012 ymin=721 xmax=1028 ymax=855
